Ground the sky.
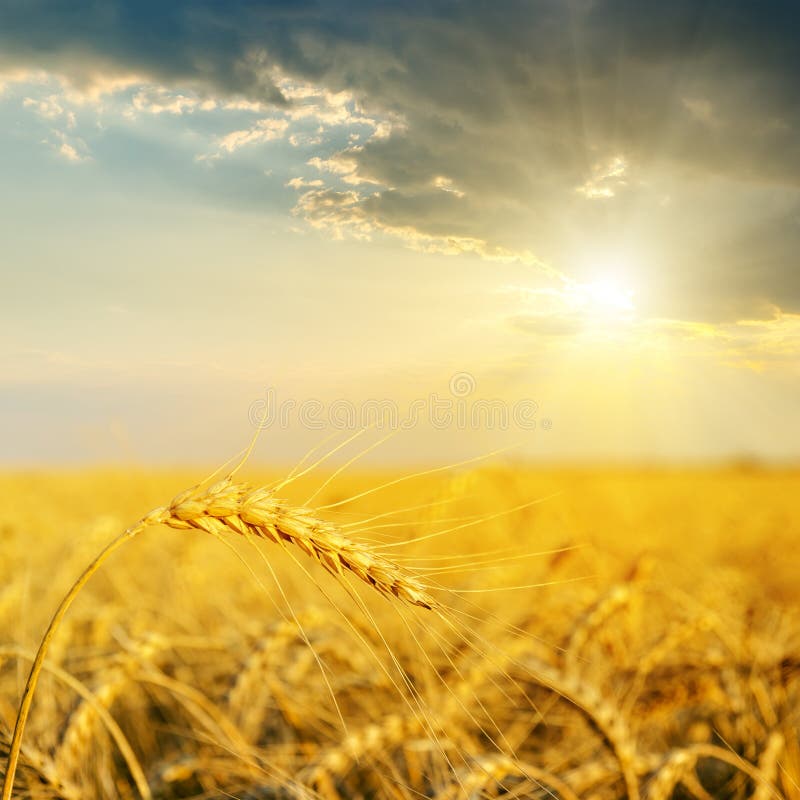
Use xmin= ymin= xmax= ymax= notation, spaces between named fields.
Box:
xmin=1 ymin=0 xmax=799 ymax=465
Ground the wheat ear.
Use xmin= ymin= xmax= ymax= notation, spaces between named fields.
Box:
xmin=165 ymin=478 xmax=438 ymax=608
xmin=1 ymin=476 xmax=436 ymax=800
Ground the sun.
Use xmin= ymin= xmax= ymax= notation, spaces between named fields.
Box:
xmin=578 ymin=278 xmax=635 ymax=313
xmin=565 ymin=276 xmax=636 ymax=316
xmin=565 ymin=249 xmax=640 ymax=318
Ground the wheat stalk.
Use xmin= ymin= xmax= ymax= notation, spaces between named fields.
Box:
xmin=1 ymin=475 xmax=436 ymax=800
xmin=753 ymin=732 xmax=785 ymax=800
xmin=564 ymin=583 xmax=633 ymax=679
xmin=435 ymin=754 xmax=582 ymax=800
xmin=646 ymin=749 xmax=697 ymax=800
xmin=54 ymin=635 xmax=166 ymax=798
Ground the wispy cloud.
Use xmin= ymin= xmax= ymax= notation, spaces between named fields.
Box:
xmin=432 ymin=175 xmax=465 ymax=198
xmin=307 ymin=151 xmax=381 ymax=186
xmin=576 ymin=156 xmax=628 ymax=199
xmin=285 ymin=176 xmax=324 ymax=189
xmin=50 ymin=129 xmax=90 ymax=162
xmin=508 ymin=283 xmax=800 ymax=372
xmin=648 ymin=308 xmax=800 ymax=371
xmin=292 ymin=185 xmax=540 ymax=264
xmin=216 ymin=117 xmax=289 ymax=153
xmin=131 ymin=86 xmax=218 ymax=115
xmin=23 ymin=94 xmax=74 ymax=124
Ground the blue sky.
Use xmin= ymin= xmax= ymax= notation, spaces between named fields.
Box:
xmin=1 ymin=1 xmax=799 ymax=464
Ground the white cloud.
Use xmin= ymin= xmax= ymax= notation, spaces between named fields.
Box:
xmin=50 ymin=129 xmax=90 ymax=162
xmin=308 ymin=150 xmax=381 ymax=186
xmin=23 ymin=95 xmax=65 ymax=119
xmin=11 ymin=70 xmax=407 ymax=208
xmin=58 ymin=142 xmax=81 ymax=161
xmin=288 ymin=131 xmax=323 ymax=147
xmin=221 ymin=98 xmax=267 ymax=112
xmin=215 ymin=117 xmax=289 ymax=153
xmin=273 ymin=68 xmax=387 ymax=130
xmin=131 ymin=86 xmax=216 ymax=115
xmin=286 ymin=176 xmax=324 ymax=189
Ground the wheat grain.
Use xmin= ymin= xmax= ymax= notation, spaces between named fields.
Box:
xmin=228 ymin=611 xmax=327 ymax=742
xmin=163 ymin=478 xmax=438 ymax=610
xmin=55 ymin=636 xmax=165 ymax=794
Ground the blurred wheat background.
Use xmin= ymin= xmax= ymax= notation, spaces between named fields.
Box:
xmin=1 ymin=462 xmax=797 ymax=799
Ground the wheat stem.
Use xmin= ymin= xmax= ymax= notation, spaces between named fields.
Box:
xmin=1 ymin=512 xmax=163 ymax=800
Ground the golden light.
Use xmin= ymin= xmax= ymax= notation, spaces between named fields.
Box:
xmin=563 ymin=277 xmax=636 ymax=317
xmin=566 ymin=248 xmax=640 ymax=318
xmin=573 ymin=278 xmax=635 ymax=313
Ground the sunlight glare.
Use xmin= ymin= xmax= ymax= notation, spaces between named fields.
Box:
xmin=569 ymin=277 xmax=636 ymax=315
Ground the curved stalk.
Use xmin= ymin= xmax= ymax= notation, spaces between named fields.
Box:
xmin=1 ymin=510 xmax=164 ymax=800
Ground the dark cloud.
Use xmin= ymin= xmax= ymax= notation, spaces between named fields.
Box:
xmin=2 ymin=0 xmax=799 ymax=318
xmin=0 ymin=0 xmax=290 ymax=102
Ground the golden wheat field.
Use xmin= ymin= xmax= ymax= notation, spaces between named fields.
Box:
xmin=0 ymin=462 xmax=798 ymax=800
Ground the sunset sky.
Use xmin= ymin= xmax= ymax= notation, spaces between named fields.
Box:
xmin=1 ymin=1 xmax=798 ymax=464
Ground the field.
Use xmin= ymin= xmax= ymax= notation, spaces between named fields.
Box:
xmin=0 ymin=463 xmax=798 ymax=799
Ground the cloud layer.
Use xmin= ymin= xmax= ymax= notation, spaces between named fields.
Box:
xmin=2 ymin=0 xmax=799 ymax=320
